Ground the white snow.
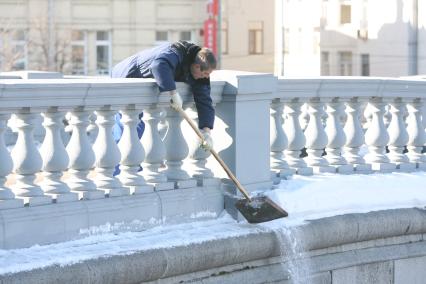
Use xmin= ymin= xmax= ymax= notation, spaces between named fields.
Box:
xmin=1 ymin=172 xmax=426 ymax=275
xmin=267 ymin=171 xmax=426 ymax=223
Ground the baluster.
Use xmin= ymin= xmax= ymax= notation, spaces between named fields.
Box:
xmin=325 ymin=99 xmax=353 ymax=174
xmin=304 ymin=98 xmax=334 ymax=173
xmin=299 ymin=103 xmax=310 ymax=131
xmin=163 ymin=107 xmax=197 ymax=189
xmin=283 ymin=99 xmax=312 ymax=175
xmin=118 ymin=107 xmax=153 ymax=194
xmin=158 ymin=110 xmax=168 ymax=140
xmin=11 ymin=111 xmax=51 ymax=205
xmin=141 ymin=107 xmax=174 ymax=191
xmin=0 ymin=114 xmax=23 ymax=209
xmin=388 ymin=98 xmax=416 ymax=172
xmin=39 ymin=108 xmax=78 ymax=202
xmin=364 ymin=98 xmax=395 ymax=172
xmin=422 ymin=104 xmax=426 ymax=129
xmin=185 ymin=106 xmax=215 ymax=183
xmin=87 ymin=112 xmax=98 ymax=144
xmin=383 ymin=105 xmax=392 ymax=128
xmin=407 ymin=99 xmax=426 ymax=169
xmin=66 ymin=108 xmax=104 ymax=199
xmin=270 ymin=99 xmax=294 ymax=178
xmin=93 ymin=107 xmax=129 ymax=197
xmin=343 ymin=98 xmax=372 ymax=173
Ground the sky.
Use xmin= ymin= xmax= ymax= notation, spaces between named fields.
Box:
xmin=1 ymin=171 xmax=426 ymax=275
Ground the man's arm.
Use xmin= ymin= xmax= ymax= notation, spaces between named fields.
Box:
xmin=150 ymin=53 xmax=184 ymax=109
xmin=192 ymin=79 xmax=215 ymax=130
xmin=150 ymin=53 xmax=179 ymax=92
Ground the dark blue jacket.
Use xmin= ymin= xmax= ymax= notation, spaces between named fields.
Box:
xmin=111 ymin=41 xmax=215 ymax=130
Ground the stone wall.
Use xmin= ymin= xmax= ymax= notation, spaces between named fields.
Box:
xmin=2 ymin=208 xmax=426 ymax=283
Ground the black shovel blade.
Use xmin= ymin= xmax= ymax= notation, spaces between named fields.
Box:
xmin=235 ymin=196 xmax=288 ymax=224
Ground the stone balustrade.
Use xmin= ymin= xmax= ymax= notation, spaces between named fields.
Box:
xmin=0 ymin=72 xmax=426 ymax=249
xmin=0 ymin=78 xmax=218 ymax=207
xmin=271 ymin=77 xmax=426 ymax=177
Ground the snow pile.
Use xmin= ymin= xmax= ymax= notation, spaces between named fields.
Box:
xmin=267 ymin=172 xmax=426 ymax=223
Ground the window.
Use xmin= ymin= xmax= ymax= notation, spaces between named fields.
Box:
xmin=340 ymin=4 xmax=351 ymax=24
xmin=11 ymin=29 xmax=27 ymax=71
xmin=248 ymin=21 xmax=263 ymax=55
xmin=283 ymin=28 xmax=289 ymax=54
xmin=321 ymin=2 xmax=328 ymax=27
xmin=361 ymin=0 xmax=368 ymax=29
xmin=71 ymin=30 xmax=87 ymax=75
xmin=155 ymin=31 xmax=168 ymax=42
xmin=0 ymin=35 xmax=3 ymax=69
xmin=321 ymin=51 xmax=330 ymax=75
xmin=221 ymin=20 xmax=228 ymax=54
xmin=361 ymin=54 xmax=370 ymax=76
xmin=180 ymin=31 xmax=191 ymax=41
xmin=96 ymin=31 xmax=111 ymax=75
xmin=339 ymin=51 xmax=352 ymax=75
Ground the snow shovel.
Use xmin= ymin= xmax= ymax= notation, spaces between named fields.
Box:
xmin=176 ymin=107 xmax=288 ymax=223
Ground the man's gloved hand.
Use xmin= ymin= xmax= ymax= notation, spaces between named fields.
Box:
xmin=200 ymin=129 xmax=213 ymax=151
xmin=170 ymin=92 xmax=183 ymax=110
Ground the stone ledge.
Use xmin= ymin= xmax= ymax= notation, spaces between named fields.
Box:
xmin=298 ymin=207 xmax=426 ymax=250
xmin=2 ymin=208 xmax=426 ymax=283
xmin=0 ymin=185 xmax=224 ymax=249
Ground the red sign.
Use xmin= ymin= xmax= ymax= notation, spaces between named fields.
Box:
xmin=203 ymin=18 xmax=217 ymax=55
xmin=207 ymin=0 xmax=218 ymax=16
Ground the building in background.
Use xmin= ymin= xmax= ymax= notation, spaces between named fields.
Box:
xmin=0 ymin=0 xmax=207 ymax=76
xmin=2 ymin=0 xmax=425 ymax=77
xmin=274 ymin=0 xmax=322 ymax=76
xmin=276 ymin=0 xmax=426 ymax=77
xmin=220 ymin=0 xmax=275 ymax=73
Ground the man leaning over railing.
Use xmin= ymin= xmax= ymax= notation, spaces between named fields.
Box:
xmin=110 ymin=40 xmax=217 ymax=174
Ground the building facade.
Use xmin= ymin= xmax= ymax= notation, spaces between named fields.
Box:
xmin=0 ymin=0 xmax=208 ymax=76
xmin=276 ymin=0 xmax=426 ymax=77
xmin=220 ymin=0 xmax=275 ymax=73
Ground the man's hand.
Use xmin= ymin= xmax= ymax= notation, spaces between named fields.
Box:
xmin=200 ymin=128 xmax=213 ymax=151
xmin=170 ymin=92 xmax=183 ymax=110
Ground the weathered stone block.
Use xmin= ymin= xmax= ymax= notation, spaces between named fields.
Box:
xmin=332 ymin=261 xmax=393 ymax=284
xmin=394 ymin=256 xmax=426 ymax=284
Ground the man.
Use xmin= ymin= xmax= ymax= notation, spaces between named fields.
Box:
xmin=111 ymin=40 xmax=216 ymax=151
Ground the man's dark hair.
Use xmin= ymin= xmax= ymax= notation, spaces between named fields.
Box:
xmin=195 ymin=48 xmax=217 ymax=71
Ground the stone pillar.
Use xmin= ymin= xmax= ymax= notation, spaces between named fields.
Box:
xmin=343 ymin=98 xmax=372 ymax=173
xmin=304 ymin=98 xmax=334 ymax=173
xmin=364 ymin=98 xmax=395 ymax=172
xmin=0 ymin=114 xmax=23 ymax=209
xmin=39 ymin=109 xmax=78 ymax=202
xmin=214 ymin=72 xmax=275 ymax=198
xmin=325 ymin=98 xmax=353 ymax=174
xmin=66 ymin=108 xmax=104 ymax=199
xmin=388 ymin=98 xmax=416 ymax=172
xmin=406 ymin=99 xmax=426 ymax=169
xmin=117 ymin=107 xmax=153 ymax=194
xmin=11 ymin=111 xmax=51 ymax=205
xmin=283 ymin=99 xmax=312 ymax=175
xmin=141 ymin=107 xmax=174 ymax=191
xmin=93 ymin=107 xmax=129 ymax=197
xmin=163 ymin=107 xmax=196 ymax=189
xmin=270 ymin=99 xmax=294 ymax=178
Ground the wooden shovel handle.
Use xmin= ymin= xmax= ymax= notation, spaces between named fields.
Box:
xmin=176 ymin=107 xmax=252 ymax=202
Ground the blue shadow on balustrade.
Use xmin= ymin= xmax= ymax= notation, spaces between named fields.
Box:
xmin=113 ymin=112 xmax=145 ymax=176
